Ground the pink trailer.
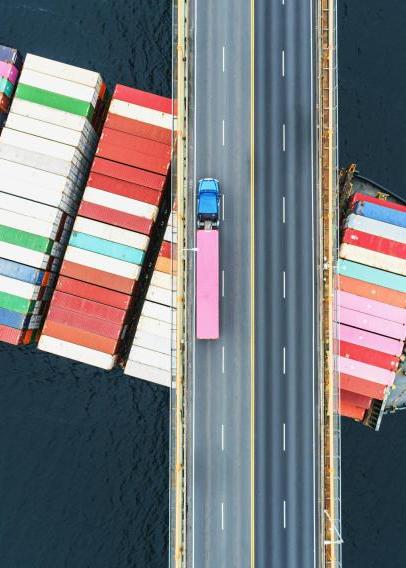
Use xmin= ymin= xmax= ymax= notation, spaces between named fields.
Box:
xmin=196 ymin=230 xmax=219 ymax=339
xmin=337 ymin=307 xmax=406 ymax=341
xmin=337 ymin=356 xmax=396 ymax=386
xmin=336 ymin=324 xmax=404 ymax=356
xmin=336 ymin=290 xmax=406 ymax=325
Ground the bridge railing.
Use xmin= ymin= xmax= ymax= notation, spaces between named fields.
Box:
xmin=318 ymin=0 xmax=343 ymax=566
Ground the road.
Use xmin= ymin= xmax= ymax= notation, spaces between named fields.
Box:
xmin=254 ymin=0 xmax=319 ymax=567
xmin=188 ymin=0 xmax=251 ymax=566
xmin=187 ymin=0 xmax=320 ymax=566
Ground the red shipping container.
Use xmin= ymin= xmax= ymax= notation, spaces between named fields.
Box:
xmin=78 ymin=201 xmax=153 ymax=236
xmin=0 ymin=324 xmax=36 ymax=345
xmin=88 ymin=172 xmax=162 ymax=206
xmin=342 ymin=228 xmax=406 ymax=259
xmin=100 ymin=128 xmax=171 ymax=158
xmin=113 ymin=85 xmax=173 ymax=114
xmin=159 ymin=240 xmax=173 ymax=259
xmin=56 ymin=275 xmax=131 ymax=310
xmin=349 ymin=192 xmax=406 ymax=213
xmin=96 ymin=139 xmax=170 ymax=175
xmin=339 ymin=400 xmax=366 ymax=421
xmin=339 ymin=340 xmax=399 ymax=371
xmin=51 ymin=290 xmax=126 ymax=325
xmin=47 ymin=304 xmax=122 ymax=340
xmin=105 ymin=114 xmax=172 ymax=145
xmin=340 ymin=373 xmax=386 ymax=400
xmin=61 ymin=260 xmax=136 ymax=295
xmin=336 ymin=274 xmax=406 ymax=308
xmin=42 ymin=320 xmax=119 ymax=355
xmin=92 ymin=157 xmax=166 ymax=191
xmin=340 ymin=389 xmax=372 ymax=410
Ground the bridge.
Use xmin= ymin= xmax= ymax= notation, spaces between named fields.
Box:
xmin=170 ymin=0 xmax=342 ymax=566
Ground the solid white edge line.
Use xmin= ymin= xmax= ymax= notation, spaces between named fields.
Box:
xmin=283 ymin=500 xmax=287 ymax=528
xmin=222 ymin=119 xmax=225 ymax=146
xmin=221 ymin=423 xmax=224 ymax=451
xmin=282 ymin=49 xmax=285 ymax=77
xmin=282 ymin=195 xmax=286 ymax=223
xmin=282 ymin=123 xmax=286 ymax=152
xmin=222 ymin=269 xmax=225 ymax=297
xmin=283 ymin=346 xmax=286 ymax=375
xmin=222 ymin=345 xmax=225 ymax=374
xmin=192 ymin=0 xmax=197 ymax=564
xmin=222 ymin=45 xmax=225 ymax=72
xmin=221 ymin=502 xmax=224 ymax=531
xmin=283 ymin=422 xmax=286 ymax=452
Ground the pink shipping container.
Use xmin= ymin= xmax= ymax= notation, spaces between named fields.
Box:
xmin=337 ymin=356 xmax=396 ymax=386
xmin=336 ymin=324 xmax=404 ymax=356
xmin=336 ymin=290 xmax=406 ymax=325
xmin=196 ymin=230 xmax=219 ymax=339
xmin=337 ymin=307 xmax=406 ymax=341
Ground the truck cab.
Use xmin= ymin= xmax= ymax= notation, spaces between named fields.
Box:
xmin=197 ymin=178 xmax=220 ymax=229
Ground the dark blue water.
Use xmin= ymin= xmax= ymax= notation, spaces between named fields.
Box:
xmin=0 ymin=1 xmax=171 ymax=567
xmin=339 ymin=2 xmax=406 ymax=567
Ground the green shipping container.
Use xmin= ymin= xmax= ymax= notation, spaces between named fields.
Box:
xmin=0 ymin=290 xmax=38 ymax=314
xmin=0 ymin=224 xmax=54 ymax=254
xmin=0 ymin=77 xmax=14 ymax=98
xmin=16 ymin=83 xmax=94 ymax=120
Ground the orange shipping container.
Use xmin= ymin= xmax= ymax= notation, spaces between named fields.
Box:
xmin=340 ymin=388 xmax=372 ymax=409
xmin=339 ymin=400 xmax=365 ymax=421
xmin=336 ymin=274 xmax=406 ymax=309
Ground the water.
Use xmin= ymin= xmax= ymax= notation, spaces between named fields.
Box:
xmin=339 ymin=2 xmax=406 ymax=566
xmin=0 ymin=1 xmax=171 ymax=567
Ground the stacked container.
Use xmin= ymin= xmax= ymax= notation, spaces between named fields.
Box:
xmin=124 ymin=210 xmax=177 ymax=387
xmin=38 ymin=85 xmax=173 ymax=369
xmin=0 ymin=55 xmax=104 ymax=345
xmin=336 ymin=192 xmax=406 ymax=421
xmin=0 ymin=46 xmax=22 ymax=115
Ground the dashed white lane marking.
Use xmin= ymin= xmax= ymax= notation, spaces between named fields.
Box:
xmin=283 ymin=270 xmax=286 ymax=299
xmin=282 ymin=195 xmax=286 ymax=223
xmin=283 ymin=423 xmax=286 ymax=452
xmin=221 ymin=502 xmax=224 ymax=531
xmin=282 ymin=49 xmax=285 ymax=77
xmin=221 ymin=424 xmax=224 ymax=451
xmin=222 ymin=269 xmax=225 ymax=297
xmin=283 ymin=500 xmax=287 ymax=528
xmin=222 ymin=46 xmax=225 ymax=72
xmin=222 ymin=119 xmax=225 ymax=146
xmin=283 ymin=347 xmax=286 ymax=375
xmin=282 ymin=123 xmax=286 ymax=152
xmin=222 ymin=346 xmax=225 ymax=374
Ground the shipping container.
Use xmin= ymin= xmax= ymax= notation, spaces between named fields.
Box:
xmin=345 ymin=213 xmax=406 ymax=245
xmin=129 ymin=344 xmax=171 ymax=371
xmin=151 ymin=270 xmax=174 ymax=290
xmin=42 ymin=319 xmax=118 ymax=354
xmin=0 ymin=61 xmax=19 ymax=84
xmin=124 ymin=359 xmax=171 ymax=387
xmin=137 ymin=315 xmax=172 ymax=338
xmin=15 ymin=84 xmax=94 ymax=120
xmin=133 ymin=329 xmax=173 ymax=355
xmin=340 ymin=373 xmax=387 ymax=400
xmin=0 ymin=324 xmax=36 ymax=345
xmin=342 ymin=228 xmax=406 ymax=260
xmin=38 ymin=334 xmax=116 ymax=369
xmin=0 ymin=257 xmax=52 ymax=286
xmin=337 ymin=355 xmax=396 ymax=385
xmin=142 ymin=300 xmax=174 ymax=324
xmin=349 ymin=192 xmax=406 ymax=213
xmin=24 ymin=54 xmax=103 ymax=91
xmin=63 ymin=246 xmax=142 ymax=280
xmin=105 ymin=113 xmax=172 ymax=145
xmin=113 ymin=85 xmax=173 ymax=114
xmin=146 ymin=284 xmax=175 ymax=307
xmin=353 ymin=201 xmax=406 ymax=229
xmin=339 ymin=400 xmax=365 ymax=421
xmin=0 ymin=193 xmax=65 ymax=224
xmin=51 ymin=290 xmax=126 ymax=324
xmin=96 ymin=140 xmax=170 ymax=175
xmin=0 ymin=209 xmax=65 ymax=241
xmin=69 ymin=231 xmax=145 ymax=265
xmin=338 ymin=340 xmax=399 ymax=371
xmin=0 ymin=46 xmax=22 ymax=68
xmin=72 ymin=216 xmax=150 ymax=251
xmin=336 ymin=274 xmax=406 ymax=309
xmin=78 ymin=201 xmax=154 ymax=235
xmin=336 ymin=323 xmax=404 ymax=356
xmin=340 ymin=389 xmax=372 ymax=409
xmin=336 ymin=290 xmax=406 ymax=324
xmin=337 ymin=259 xmax=406 ymax=293
xmin=337 ymin=306 xmax=406 ymax=341
xmin=99 ymin=128 xmax=171 ymax=158
xmin=47 ymin=304 xmax=123 ymax=340
xmin=56 ymin=275 xmax=131 ymax=310
xmin=340 ymin=243 xmax=406 ymax=276
xmin=83 ymin=186 xmax=158 ymax=221
xmin=109 ymin=99 xmax=172 ymax=130
xmin=61 ymin=260 xmax=136 ymax=295
xmin=92 ymin=156 xmax=166 ymax=191
xmin=155 ymin=256 xmax=172 ymax=274
xmin=88 ymin=172 xmax=162 ymax=205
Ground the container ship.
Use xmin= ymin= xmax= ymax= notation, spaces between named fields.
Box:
xmin=338 ymin=165 xmax=406 ymax=430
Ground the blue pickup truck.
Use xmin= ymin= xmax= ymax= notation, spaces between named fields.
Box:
xmin=197 ymin=178 xmax=220 ymax=229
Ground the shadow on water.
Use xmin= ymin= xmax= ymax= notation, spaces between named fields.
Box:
xmin=0 ymin=1 xmax=171 ymax=567
xmin=339 ymin=2 xmax=406 ymax=567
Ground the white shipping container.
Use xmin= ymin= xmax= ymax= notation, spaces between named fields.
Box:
xmin=137 ymin=315 xmax=172 ymax=338
xmin=1 ymin=129 xmax=88 ymax=167
xmin=6 ymin=113 xmax=96 ymax=161
xmin=64 ymin=246 xmax=141 ymax=279
xmin=0 ymin=241 xmax=51 ymax=269
xmin=0 ymin=142 xmax=86 ymax=182
xmin=345 ymin=213 xmax=406 ymax=245
xmin=0 ymin=181 xmax=76 ymax=215
xmin=109 ymin=99 xmax=173 ymax=131
xmin=0 ymin=156 xmax=79 ymax=194
xmin=339 ymin=243 xmax=406 ymax=277
xmin=0 ymin=274 xmax=43 ymax=300
xmin=0 ymin=208 xmax=62 ymax=240
xmin=24 ymin=54 xmax=103 ymax=91
xmin=129 ymin=345 xmax=171 ymax=371
xmin=73 ymin=216 xmax=150 ymax=250
xmin=19 ymin=68 xmax=99 ymax=107
xmin=151 ymin=270 xmax=174 ymax=290
xmin=84 ymin=186 xmax=158 ymax=221
xmin=164 ymin=225 xmax=177 ymax=243
xmin=142 ymin=300 xmax=174 ymax=324
xmin=0 ymin=193 xmax=63 ymax=224
xmin=146 ymin=284 xmax=175 ymax=307
xmin=11 ymin=98 xmax=97 ymax=138
xmin=38 ymin=335 xmax=116 ymax=370
xmin=133 ymin=329 xmax=173 ymax=355
xmin=124 ymin=360 xmax=171 ymax=387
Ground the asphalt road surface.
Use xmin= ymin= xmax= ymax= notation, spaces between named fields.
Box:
xmin=254 ymin=0 xmax=320 ymax=567
xmin=188 ymin=0 xmax=320 ymax=566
